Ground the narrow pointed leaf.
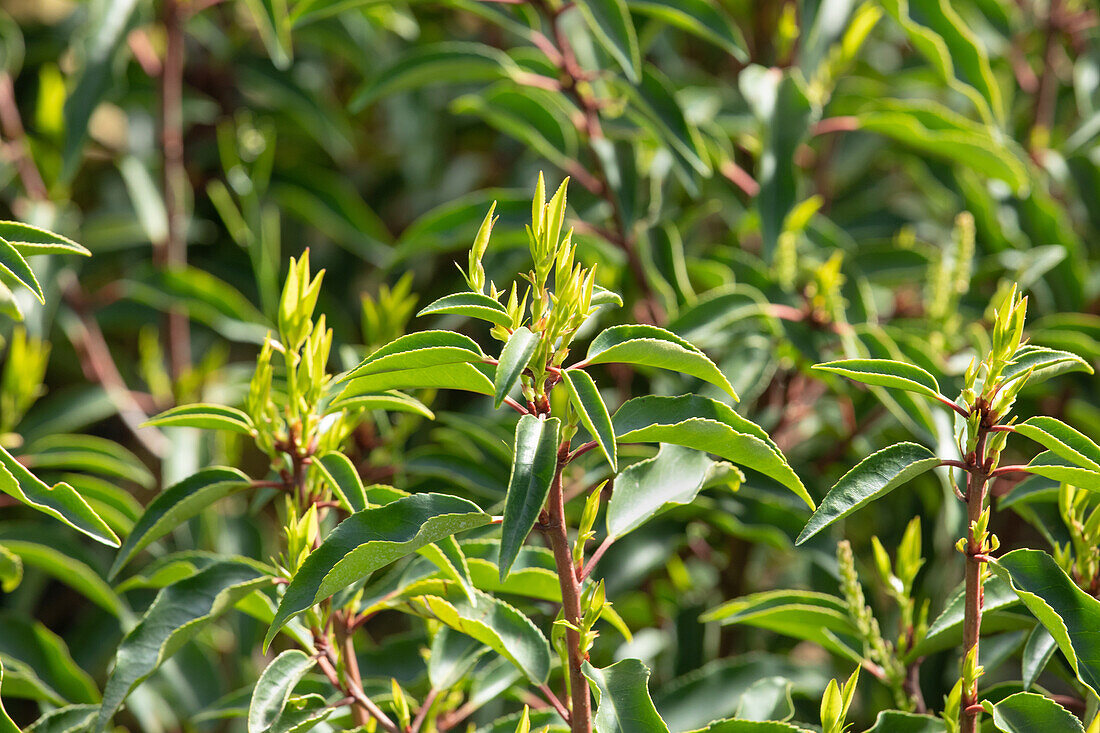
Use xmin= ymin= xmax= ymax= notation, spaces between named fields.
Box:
xmin=27 ymin=705 xmax=100 ymax=733
xmin=143 ymin=403 xmax=255 ymax=434
xmin=110 ymin=467 xmax=253 ymax=579
xmin=419 ymin=535 xmax=477 ymax=606
xmin=989 ymin=692 xmax=1084 ymax=733
xmin=408 ymin=589 xmax=551 ymax=683
xmin=583 ymin=658 xmax=670 ymax=733
xmin=797 ymin=443 xmax=938 ymax=545
xmin=991 ymin=548 xmax=1100 ymax=696
xmin=266 ymin=493 xmax=490 ymax=648
xmin=562 ymin=368 xmax=617 ymax=471
xmin=1025 ymin=451 xmax=1100 ymax=493
xmin=327 ymin=390 xmax=435 ymax=419
xmin=268 ymin=694 xmax=331 ymax=733
xmin=613 ymin=395 xmax=813 ymax=509
xmin=684 ymin=722 xmax=811 ymax=733
xmin=418 ymin=292 xmax=512 ymax=328
xmin=0 ymin=445 xmax=118 ymax=547
xmin=339 ymin=361 xmax=495 ymax=397
xmin=585 ymin=324 xmax=737 ymax=400
xmin=863 ymin=712 xmax=946 ymax=733
xmin=575 ymin=0 xmax=641 ymax=82
xmin=0 ymin=540 xmax=123 ymax=617
xmin=97 ymin=560 xmax=270 ymax=731
xmin=608 ymin=444 xmax=740 ymax=539
xmin=813 ymin=359 xmax=944 ymax=401
xmin=1001 ymin=346 xmax=1093 ymax=386
xmin=627 ymin=0 xmax=747 ymax=60
xmin=248 ymin=650 xmax=316 ymax=733
xmin=495 ymin=327 xmax=539 ymax=408
xmin=315 ymin=451 xmax=369 ymax=513
xmin=342 ymin=330 xmax=484 ymax=382
xmin=0 ymin=222 xmax=90 ymax=256
xmin=1016 ymin=417 xmax=1100 ymax=471
xmin=0 ymin=236 xmax=43 ymax=302
xmin=1022 ymin=625 xmax=1057 ymax=690
xmin=500 ymin=415 xmax=560 ymax=581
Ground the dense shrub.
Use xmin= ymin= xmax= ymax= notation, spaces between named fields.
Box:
xmin=0 ymin=1 xmax=1099 ymax=731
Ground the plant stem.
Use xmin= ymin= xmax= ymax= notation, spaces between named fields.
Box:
xmin=961 ymin=428 xmax=990 ymax=733
xmin=544 ymin=442 xmax=591 ymax=733
xmin=336 ymin=618 xmax=372 ymax=728
xmin=160 ymin=0 xmax=191 ymax=383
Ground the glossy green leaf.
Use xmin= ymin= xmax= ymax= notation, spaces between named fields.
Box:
xmin=339 ymin=361 xmax=495 ymax=397
xmin=0 ymin=444 xmax=119 ymax=547
xmin=991 ymin=548 xmax=1100 ymax=696
xmin=797 ymin=443 xmax=938 ymax=545
xmin=266 ymin=493 xmax=490 ymax=648
xmin=1015 ymin=416 xmax=1100 ymax=471
xmin=1001 ymin=346 xmax=1093 ymax=386
xmin=419 ymin=535 xmax=478 ymax=606
xmin=608 ymin=444 xmax=740 ymax=539
xmin=1022 ymin=625 xmax=1057 ymax=690
xmin=583 ymin=658 xmax=670 ymax=733
xmin=575 ymin=0 xmax=641 ymax=82
xmin=143 ymin=403 xmax=255 ymax=434
xmin=343 ymin=330 xmax=484 ymax=381
xmin=315 ymin=451 xmax=369 ymax=513
xmin=626 ymin=0 xmax=747 ymax=60
xmin=562 ymin=368 xmax=617 ymax=472
xmin=418 ymin=292 xmax=513 ymax=328
xmin=734 ymin=676 xmax=794 ymax=722
xmin=327 ymin=389 xmax=434 ymax=419
xmin=500 ymin=415 xmax=560 ymax=582
xmin=911 ymin=575 xmax=1025 ymax=658
xmin=428 ymin=626 xmax=489 ymax=690
xmin=613 ymin=395 xmax=813 ymax=509
xmin=495 ymin=326 xmax=539 ymax=408
xmin=26 ymin=704 xmax=99 ymax=733
xmin=350 ymin=42 xmax=519 ymax=111
xmin=1024 ymin=452 xmax=1100 ymax=493
xmin=812 ymin=359 xmax=944 ymax=401
xmin=0 ymin=222 xmax=90 ymax=256
xmin=24 ymin=434 xmax=154 ymax=488
xmin=584 ymin=324 xmax=737 ymax=400
xmin=248 ymin=650 xmax=316 ymax=733
xmin=110 ymin=467 xmax=253 ymax=579
xmin=268 ymin=694 xmax=331 ymax=733
xmin=685 ymin=722 xmax=810 ymax=733
xmin=989 ymin=692 xmax=1084 ymax=733
xmin=1 ymin=660 xmax=25 ymax=733
xmin=96 ymin=560 xmax=269 ymax=731
xmin=407 ymin=589 xmax=551 ymax=683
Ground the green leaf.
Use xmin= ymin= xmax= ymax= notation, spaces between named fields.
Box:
xmin=989 ymin=692 xmax=1085 ymax=733
xmin=24 ymin=434 xmax=154 ymax=488
xmin=684 ymin=722 xmax=810 ymax=733
xmin=0 ymin=545 xmax=18 ymax=593
xmin=863 ymin=711 xmax=947 ymax=733
xmin=0 ymin=613 xmax=99 ymax=705
xmin=1022 ymin=625 xmax=1057 ymax=690
xmin=0 ymin=236 xmax=42 ymax=303
xmin=268 ymin=694 xmax=332 ymax=733
xmin=626 ymin=0 xmax=747 ymax=60
xmin=428 ymin=626 xmax=489 ymax=690
xmin=812 ymin=359 xmax=944 ymax=401
xmin=315 ymin=451 xmax=369 ymax=513
xmin=96 ymin=560 xmax=269 ymax=731
xmin=0 ymin=660 xmax=20 ymax=733
xmin=796 ymin=443 xmax=939 ymax=545
xmin=495 ymin=327 xmax=539 ymax=408
xmin=1024 ymin=452 xmax=1100 ymax=493
xmin=575 ymin=0 xmax=641 ymax=82
xmin=0 ymin=540 xmax=123 ymax=617
xmin=343 ymin=330 xmax=485 ymax=382
xmin=266 ymin=493 xmax=490 ymax=648
xmin=607 ymin=444 xmax=740 ymax=539
xmin=339 ymin=361 xmax=495 ymax=397
xmin=911 ymin=575 xmax=1026 ymax=658
xmin=583 ymin=658 xmax=670 ymax=733
xmin=419 ymin=535 xmax=478 ymax=607
xmin=991 ymin=548 xmax=1100 ymax=696
xmin=26 ymin=704 xmax=99 ymax=733
xmin=350 ymin=42 xmax=519 ymax=111
xmin=858 ymin=99 xmax=1026 ymax=193
xmin=585 ymin=324 xmax=737 ymax=400
xmin=327 ymin=390 xmax=435 ymax=419
xmin=143 ymin=403 xmax=256 ymax=434
xmin=1015 ymin=416 xmax=1100 ymax=471
xmin=613 ymin=395 xmax=813 ymax=510
xmin=702 ymin=590 xmax=860 ymax=662
xmin=418 ymin=292 xmax=513 ymax=328
xmin=0 ymin=444 xmax=119 ymax=547
xmin=500 ymin=415 xmax=560 ymax=582
xmin=1001 ymin=346 xmax=1094 ymax=386
xmin=0 ymin=222 xmax=90 ymax=256
xmin=562 ymin=368 xmax=617 ymax=471
xmin=755 ymin=71 xmax=812 ymax=261
xmin=248 ymin=650 xmax=316 ymax=733
xmin=109 ymin=467 xmax=253 ymax=579
xmin=407 ymin=589 xmax=551 ymax=683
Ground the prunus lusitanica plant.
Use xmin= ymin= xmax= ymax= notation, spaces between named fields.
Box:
xmin=4 ymin=0 xmax=1100 ymax=732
